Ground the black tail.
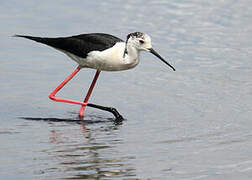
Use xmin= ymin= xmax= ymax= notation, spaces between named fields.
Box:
xmin=14 ymin=34 xmax=68 ymax=52
xmin=14 ymin=34 xmax=90 ymax=58
xmin=14 ymin=35 xmax=47 ymax=44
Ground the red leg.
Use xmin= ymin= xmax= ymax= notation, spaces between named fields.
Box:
xmin=49 ymin=65 xmax=86 ymax=106
xmin=79 ymin=70 xmax=100 ymax=117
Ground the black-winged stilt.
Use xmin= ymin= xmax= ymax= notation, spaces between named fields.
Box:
xmin=15 ymin=32 xmax=175 ymax=120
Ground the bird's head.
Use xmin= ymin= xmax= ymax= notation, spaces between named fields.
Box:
xmin=124 ymin=32 xmax=175 ymax=71
xmin=126 ymin=32 xmax=152 ymax=51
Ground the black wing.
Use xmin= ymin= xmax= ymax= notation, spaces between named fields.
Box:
xmin=15 ymin=33 xmax=124 ymax=58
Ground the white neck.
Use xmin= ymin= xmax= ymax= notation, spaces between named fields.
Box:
xmin=124 ymin=43 xmax=140 ymax=67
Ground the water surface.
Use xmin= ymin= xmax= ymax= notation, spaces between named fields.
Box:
xmin=1 ymin=0 xmax=252 ymax=179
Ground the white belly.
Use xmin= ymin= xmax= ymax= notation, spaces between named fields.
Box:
xmin=64 ymin=42 xmax=140 ymax=71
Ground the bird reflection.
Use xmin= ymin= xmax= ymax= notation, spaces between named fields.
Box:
xmin=23 ymin=115 xmax=135 ymax=179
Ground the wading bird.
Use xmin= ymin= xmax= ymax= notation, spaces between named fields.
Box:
xmin=16 ymin=32 xmax=175 ymax=120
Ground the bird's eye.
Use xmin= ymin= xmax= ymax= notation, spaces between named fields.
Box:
xmin=139 ymin=40 xmax=144 ymax=44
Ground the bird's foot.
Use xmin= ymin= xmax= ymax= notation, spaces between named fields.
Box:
xmin=87 ymin=103 xmax=124 ymax=122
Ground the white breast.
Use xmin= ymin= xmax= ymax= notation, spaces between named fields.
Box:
xmin=65 ymin=42 xmax=140 ymax=71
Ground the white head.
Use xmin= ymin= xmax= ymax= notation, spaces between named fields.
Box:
xmin=124 ymin=32 xmax=176 ymax=71
xmin=126 ymin=32 xmax=152 ymax=51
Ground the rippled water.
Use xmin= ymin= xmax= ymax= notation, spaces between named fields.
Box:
xmin=1 ymin=0 xmax=252 ymax=179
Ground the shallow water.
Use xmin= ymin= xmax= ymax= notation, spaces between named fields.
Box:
xmin=1 ymin=0 xmax=252 ymax=179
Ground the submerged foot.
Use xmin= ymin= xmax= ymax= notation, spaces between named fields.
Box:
xmin=87 ymin=103 xmax=124 ymax=122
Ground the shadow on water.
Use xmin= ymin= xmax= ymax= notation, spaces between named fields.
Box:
xmin=20 ymin=114 xmax=124 ymax=125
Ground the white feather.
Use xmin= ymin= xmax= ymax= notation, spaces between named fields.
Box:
xmin=64 ymin=42 xmax=140 ymax=71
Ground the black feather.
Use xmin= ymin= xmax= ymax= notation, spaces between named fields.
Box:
xmin=15 ymin=33 xmax=124 ymax=58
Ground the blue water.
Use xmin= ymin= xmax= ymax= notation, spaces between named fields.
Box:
xmin=1 ymin=0 xmax=252 ymax=179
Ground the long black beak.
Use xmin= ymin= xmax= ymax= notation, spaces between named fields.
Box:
xmin=149 ymin=48 xmax=176 ymax=71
